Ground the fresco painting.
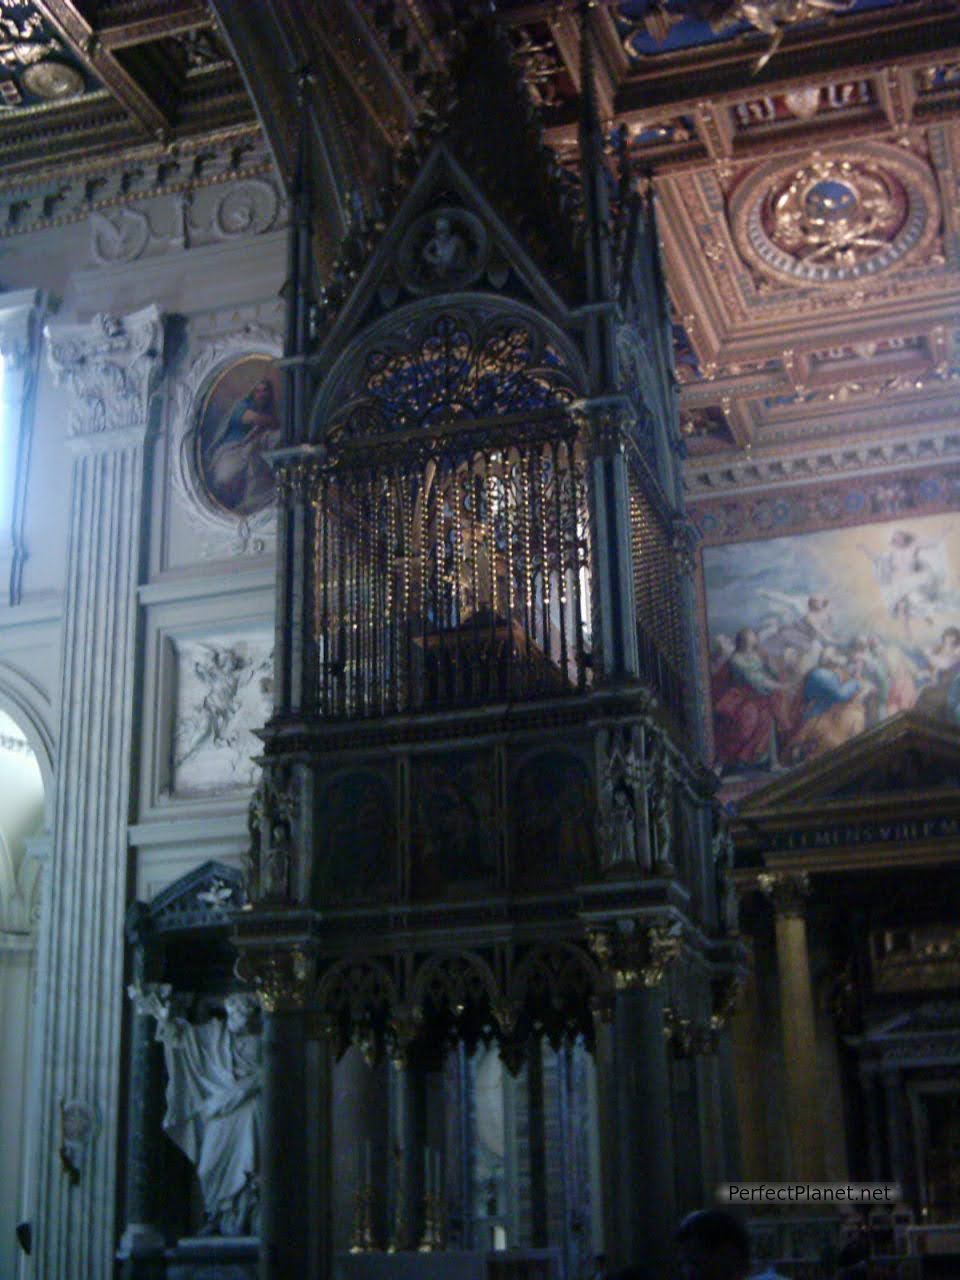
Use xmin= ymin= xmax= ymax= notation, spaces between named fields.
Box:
xmin=195 ymin=354 xmax=282 ymax=517
xmin=703 ymin=513 xmax=960 ymax=786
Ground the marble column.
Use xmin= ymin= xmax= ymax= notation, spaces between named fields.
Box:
xmin=33 ymin=307 xmax=163 ymax=1278
xmin=594 ymin=982 xmax=678 ymax=1275
xmin=760 ymin=870 xmax=825 ymax=1181
xmin=236 ymin=948 xmax=329 ymax=1280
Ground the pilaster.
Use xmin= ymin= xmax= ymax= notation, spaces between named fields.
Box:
xmin=34 ymin=306 xmax=163 ymax=1278
xmin=0 ymin=288 xmax=44 ymax=604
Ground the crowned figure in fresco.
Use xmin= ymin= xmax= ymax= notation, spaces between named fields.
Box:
xmin=131 ymin=985 xmax=263 ymax=1236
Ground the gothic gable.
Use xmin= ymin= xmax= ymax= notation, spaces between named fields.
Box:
xmin=314 ymin=141 xmax=582 ymax=375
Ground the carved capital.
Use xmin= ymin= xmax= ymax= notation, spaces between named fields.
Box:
xmin=587 ymin=918 xmax=683 ymax=989
xmin=663 ymin=1006 xmax=716 ymax=1058
xmin=272 ymin=445 xmax=328 ymax=505
xmin=575 ymin=397 xmax=633 ymax=457
xmin=45 ymin=305 xmax=163 ymax=442
xmin=235 ymin=948 xmax=312 ymax=1013
xmin=670 ymin=513 xmax=698 ymax=578
xmin=758 ymin=870 xmax=811 ymax=918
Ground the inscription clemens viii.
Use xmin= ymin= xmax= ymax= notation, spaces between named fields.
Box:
xmin=771 ymin=815 xmax=960 ymax=851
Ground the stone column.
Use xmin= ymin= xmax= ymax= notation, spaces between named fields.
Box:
xmin=760 ymin=871 xmax=825 ymax=1181
xmin=526 ymin=1037 xmax=549 ymax=1248
xmin=0 ymin=288 xmax=42 ymax=604
xmin=273 ymin=452 xmax=321 ymax=718
xmin=583 ymin=404 xmax=640 ymax=681
xmin=244 ymin=948 xmax=330 ymax=1280
xmin=882 ymin=1069 xmax=907 ymax=1193
xmin=117 ymin=905 xmax=164 ymax=1275
xmin=34 ymin=307 xmax=163 ymax=1279
xmin=589 ymin=920 xmax=682 ymax=1274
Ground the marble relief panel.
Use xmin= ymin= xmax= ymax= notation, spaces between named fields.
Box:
xmin=171 ymin=635 xmax=272 ymax=796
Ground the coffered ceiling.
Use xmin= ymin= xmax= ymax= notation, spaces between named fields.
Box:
xmin=0 ymin=0 xmax=253 ymax=179
xmin=6 ymin=0 xmax=960 ymax=496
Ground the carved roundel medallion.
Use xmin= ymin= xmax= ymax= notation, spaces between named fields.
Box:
xmin=731 ymin=147 xmax=939 ymax=286
xmin=398 ymin=207 xmax=489 ymax=295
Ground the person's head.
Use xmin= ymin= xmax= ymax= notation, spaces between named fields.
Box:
xmin=250 ymin=379 xmax=273 ymax=411
xmin=224 ymin=992 xmax=259 ymax=1034
xmin=808 ymin=595 xmax=830 ymax=614
xmin=891 ymin=530 xmax=915 ymax=548
xmin=735 ymin=628 xmax=757 ymax=653
xmin=941 ymin=626 xmax=960 ymax=652
xmin=676 ymin=1210 xmax=750 ymax=1280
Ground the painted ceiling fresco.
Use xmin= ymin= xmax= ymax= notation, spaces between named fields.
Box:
xmin=704 ymin=510 xmax=960 ymax=796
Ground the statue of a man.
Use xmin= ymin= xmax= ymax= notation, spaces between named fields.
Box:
xmin=131 ymin=986 xmax=263 ymax=1235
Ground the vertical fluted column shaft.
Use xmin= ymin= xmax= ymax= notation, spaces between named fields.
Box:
xmin=34 ymin=307 xmax=162 ymax=1279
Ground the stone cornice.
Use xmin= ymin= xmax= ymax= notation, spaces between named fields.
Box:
xmin=45 ymin=306 xmax=164 ymax=443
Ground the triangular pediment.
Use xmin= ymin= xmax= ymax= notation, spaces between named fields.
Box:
xmin=736 ymin=711 xmax=960 ymax=819
xmin=314 ymin=141 xmax=581 ymax=373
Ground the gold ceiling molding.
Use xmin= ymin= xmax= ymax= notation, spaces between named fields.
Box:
xmin=729 ymin=142 xmax=941 ymax=289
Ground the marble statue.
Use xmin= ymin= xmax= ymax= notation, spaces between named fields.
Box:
xmin=131 ymin=985 xmax=263 ymax=1235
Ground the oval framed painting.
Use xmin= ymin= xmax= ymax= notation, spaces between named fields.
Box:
xmin=194 ymin=354 xmax=283 ymax=517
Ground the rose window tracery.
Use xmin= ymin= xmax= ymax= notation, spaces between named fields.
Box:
xmin=323 ymin=309 xmax=581 ymax=442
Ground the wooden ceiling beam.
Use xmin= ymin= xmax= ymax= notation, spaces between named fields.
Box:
xmin=33 ymin=0 xmax=171 ymax=137
xmin=98 ymin=3 xmax=212 ymax=51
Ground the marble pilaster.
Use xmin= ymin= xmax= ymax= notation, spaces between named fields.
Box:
xmin=0 ymin=288 xmax=43 ymax=604
xmin=33 ymin=306 xmax=163 ymax=1278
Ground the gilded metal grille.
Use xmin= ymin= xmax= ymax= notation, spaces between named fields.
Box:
xmin=312 ymin=413 xmax=592 ymax=717
xmin=627 ymin=459 xmax=687 ymax=727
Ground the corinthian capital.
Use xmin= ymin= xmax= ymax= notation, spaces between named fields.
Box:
xmin=758 ymin=870 xmax=811 ymax=917
xmin=45 ymin=305 xmax=164 ymax=443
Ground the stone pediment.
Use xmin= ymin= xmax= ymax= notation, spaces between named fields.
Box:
xmin=737 ymin=711 xmax=960 ymax=819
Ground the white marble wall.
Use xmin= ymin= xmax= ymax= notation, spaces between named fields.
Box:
xmin=0 ymin=161 xmax=285 ymax=1275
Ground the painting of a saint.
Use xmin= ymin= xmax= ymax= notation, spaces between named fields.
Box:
xmin=703 ymin=513 xmax=960 ymax=794
xmin=195 ymin=356 xmax=283 ymax=516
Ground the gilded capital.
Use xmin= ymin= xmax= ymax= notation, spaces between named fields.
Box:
xmin=758 ymin=870 xmax=811 ymax=917
xmin=45 ymin=305 xmax=164 ymax=442
xmin=587 ymin=918 xmax=683 ymax=989
xmin=235 ymin=947 xmax=312 ymax=1013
